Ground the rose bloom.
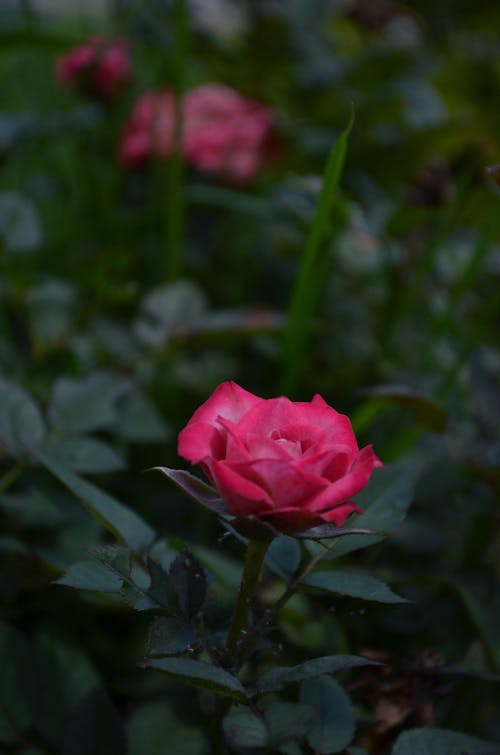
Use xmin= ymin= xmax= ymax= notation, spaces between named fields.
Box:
xmin=119 ymin=83 xmax=277 ymax=184
xmin=119 ymin=90 xmax=177 ymax=166
xmin=178 ymin=382 xmax=382 ymax=532
xmin=182 ymin=83 xmax=277 ymax=184
xmin=55 ymin=37 xmax=132 ymax=100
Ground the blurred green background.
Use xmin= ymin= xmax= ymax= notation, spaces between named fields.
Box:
xmin=0 ymin=1 xmax=499 ymax=753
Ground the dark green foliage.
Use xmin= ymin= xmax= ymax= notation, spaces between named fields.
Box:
xmin=1 ymin=0 xmax=499 ymax=752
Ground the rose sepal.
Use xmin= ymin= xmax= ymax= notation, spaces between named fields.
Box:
xmin=152 ymin=467 xmax=232 ymax=519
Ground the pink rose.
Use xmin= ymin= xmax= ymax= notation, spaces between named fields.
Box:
xmin=55 ymin=37 xmax=132 ymax=100
xmin=119 ymin=90 xmax=176 ymax=166
xmin=183 ymin=83 xmax=277 ymax=184
xmin=119 ymin=83 xmax=278 ymax=183
xmin=178 ymin=382 xmax=382 ymax=533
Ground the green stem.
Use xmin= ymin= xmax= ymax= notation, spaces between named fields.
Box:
xmin=208 ymin=539 xmax=270 ymax=754
xmin=238 ymin=543 xmax=332 ymax=669
xmin=225 ymin=539 xmax=271 ymax=664
xmin=165 ymin=0 xmax=188 ymax=281
xmin=0 ymin=464 xmax=25 ymax=495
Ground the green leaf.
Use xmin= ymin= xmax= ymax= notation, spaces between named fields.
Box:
xmin=265 ymin=702 xmax=316 ymax=747
xmin=55 ymin=561 xmax=123 ymax=594
xmin=0 ymin=489 xmax=63 ymax=527
xmin=135 ymin=280 xmax=208 ymax=348
xmin=148 ymin=617 xmax=197 ymax=656
xmin=0 ymin=379 xmax=45 ymax=458
xmin=391 ymin=727 xmax=500 ymax=755
xmin=192 ymin=545 xmax=242 ymax=593
xmin=360 ymin=385 xmax=447 ymax=432
xmin=35 ymin=450 xmax=155 ymax=552
xmin=302 ymin=570 xmax=407 ymax=603
xmin=91 ymin=547 xmax=169 ymax=612
xmin=114 ymin=390 xmax=170 ymax=443
xmin=44 ymin=437 xmax=124 ymax=474
xmin=168 ymin=547 xmax=208 ymax=619
xmin=127 ymin=701 xmax=205 ymax=755
xmin=223 ymin=709 xmax=267 ymax=749
xmin=140 ymin=658 xmax=246 ymax=701
xmin=256 ymin=654 xmax=380 ymax=695
xmin=296 ymin=524 xmax=382 ymax=540
xmin=300 ymin=676 xmax=355 ymax=754
xmin=323 ymin=465 xmax=415 ymax=559
xmin=266 ymin=535 xmax=302 ymax=579
xmin=145 ymin=557 xmax=177 ymax=612
xmin=282 ymin=112 xmax=353 ymax=394
xmin=153 ymin=467 xmax=230 ymax=518
xmin=47 ymin=372 xmax=129 ymax=434
xmin=223 ymin=703 xmax=316 ymax=750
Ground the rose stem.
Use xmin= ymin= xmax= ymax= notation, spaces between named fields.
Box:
xmin=238 ymin=543 xmax=334 ymax=669
xmin=225 ymin=538 xmax=271 ymax=664
xmin=209 ymin=538 xmax=270 ymax=753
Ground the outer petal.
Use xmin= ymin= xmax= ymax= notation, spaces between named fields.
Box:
xmin=178 ymin=382 xmax=261 ymax=462
xmin=296 ymin=447 xmax=353 ymax=481
xmin=306 ymin=445 xmax=382 ymax=514
xmin=210 ymin=459 xmax=273 ymax=517
xmin=321 ymin=500 xmax=361 ymax=526
xmin=178 ymin=421 xmax=225 ymax=464
xmin=187 ymin=381 xmax=261 ymax=428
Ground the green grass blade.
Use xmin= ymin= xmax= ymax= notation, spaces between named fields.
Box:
xmin=281 ymin=112 xmax=354 ymax=395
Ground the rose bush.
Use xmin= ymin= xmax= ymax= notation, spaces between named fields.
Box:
xmin=55 ymin=36 xmax=132 ymax=100
xmin=178 ymin=381 xmax=382 ymax=532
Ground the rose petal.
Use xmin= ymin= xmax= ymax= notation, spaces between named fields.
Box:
xmin=210 ymin=459 xmax=273 ymax=517
xmin=216 ymin=417 xmax=252 ymax=462
xmin=244 ymin=433 xmax=299 ymax=461
xmin=226 ymin=458 xmax=329 ymax=509
xmin=296 ymin=447 xmax=352 ymax=481
xmin=178 ymin=421 xmax=225 ymax=465
xmin=307 ymin=445 xmax=382 ymax=514
xmin=259 ymin=507 xmax=322 ymax=532
xmin=187 ymin=381 xmax=261 ymax=428
xmin=270 ymin=422 xmax=326 ymax=455
xmin=235 ymin=396 xmax=359 ymax=451
xmin=322 ymin=500 xmax=361 ymax=526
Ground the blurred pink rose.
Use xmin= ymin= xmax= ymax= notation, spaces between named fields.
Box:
xmin=178 ymin=381 xmax=382 ymax=532
xmin=183 ymin=83 xmax=277 ymax=183
xmin=119 ymin=91 xmax=176 ymax=166
xmin=55 ymin=37 xmax=132 ymax=100
xmin=119 ymin=83 xmax=277 ymax=183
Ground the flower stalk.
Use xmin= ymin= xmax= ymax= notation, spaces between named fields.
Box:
xmin=224 ymin=538 xmax=271 ymax=666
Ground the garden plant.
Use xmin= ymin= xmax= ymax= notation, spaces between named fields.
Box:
xmin=1 ymin=1 xmax=500 ymax=753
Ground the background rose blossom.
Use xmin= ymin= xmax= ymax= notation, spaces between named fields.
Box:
xmin=119 ymin=83 xmax=277 ymax=183
xmin=178 ymin=381 xmax=382 ymax=532
xmin=119 ymin=91 xmax=176 ymax=166
xmin=55 ymin=36 xmax=132 ymax=100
